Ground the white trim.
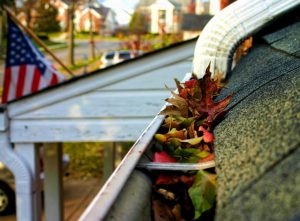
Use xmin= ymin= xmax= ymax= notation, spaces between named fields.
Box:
xmin=10 ymin=118 xmax=153 ymax=142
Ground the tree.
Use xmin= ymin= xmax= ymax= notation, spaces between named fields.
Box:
xmin=68 ymin=0 xmax=75 ymax=65
xmin=88 ymin=0 xmax=95 ymax=60
xmin=32 ymin=2 xmax=60 ymax=33
xmin=129 ymin=11 xmax=148 ymax=35
xmin=0 ymin=0 xmax=16 ymax=58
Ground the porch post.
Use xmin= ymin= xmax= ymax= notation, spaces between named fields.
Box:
xmin=15 ymin=143 xmax=42 ymax=221
xmin=43 ymin=143 xmax=64 ymax=221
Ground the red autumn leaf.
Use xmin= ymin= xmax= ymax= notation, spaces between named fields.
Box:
xmin=199 ymin=126 xmax=214 ymax=143
xmin=196 ymin=65 xmax=233 ymax=124
xmin=184 ymin=79 xmax=198 ymax=88
xmin=180 ymin=88 xmax=188 ymax=98
xmin=153 ymin=151 xmax=177 ymax=163
xmin=156 ymin=174 xmax=195 ymax=186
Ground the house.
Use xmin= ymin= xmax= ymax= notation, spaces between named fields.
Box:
xmin=16 ymin=8 xmax=39 ymax=29
xmin=75 ymin=4 xmax=117 ymax=35
xmin=78 ymin=1 xmax=300 ymax=221
xmin=51 ymin=0 xmax=71 ymax=31
xmin=0 ymin=38 xmax=196 ymax=220
xmin=209 ymin=0 xmax=221 ymax=14
xmin=149 ymin=0 xmax=182 ymax=34
xmin=181 ymin=13 xmax=213 ymax=39
xmin=136 ymin=0 xmax=217 ymax=34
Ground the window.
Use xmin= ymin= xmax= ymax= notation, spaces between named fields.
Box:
xmin=158 ymin=10 xmax=166 ymax=22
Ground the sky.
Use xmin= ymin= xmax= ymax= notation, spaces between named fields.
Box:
xmin=100 ymin=0 xmax=140 ymax=25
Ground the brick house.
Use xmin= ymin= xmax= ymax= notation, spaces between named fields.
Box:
xmin=51 ymin=0 xmax=71 ymax=31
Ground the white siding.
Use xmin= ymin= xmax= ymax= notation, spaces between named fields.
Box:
xmin=10 ymin=56 xmax=193 ymax=142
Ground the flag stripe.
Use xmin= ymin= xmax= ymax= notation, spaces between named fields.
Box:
xmin=50 ymin=73 xmax=58 ymax=86
xmin=23 ymin=65 xmax=35 ymax=96
xmin=16 ymin=65 xmax=26 ymax=98
xmin=39 ymin=68 xmax=52 ymax=90
xmin=9 ymin=66 xmax=19 ymax=101
xmin=2 ymin=67 xmax=12 ymax=103
xmin=31 ymin=67 xmax=41 ymax=93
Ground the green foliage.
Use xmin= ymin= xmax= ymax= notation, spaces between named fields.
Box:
xmin=63 ymin=142 xmax=133 ymax=178
xmin=63 ymin=142 xmax=104 ymax=178
xmin=0 ymin=0 xmax=15 ymax=8
xmin=188 ymin=170 xmax=216 ymax=219
xmin=129 ymin=11 xmax=148 ymax=34
xmin=33 ymin=3 xmax=60 ymax=33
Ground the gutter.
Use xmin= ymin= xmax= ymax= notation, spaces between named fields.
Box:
xmin=0 ymin=107 xmax=34 ymax=221
xmin=192 ymin=0 xmax=300 ymax=78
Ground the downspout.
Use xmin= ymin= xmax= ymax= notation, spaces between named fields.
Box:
xmin=0 ymin=107 xmax=34 ymax=221
xmin=192 ymin=0 xmax=300 ymax=78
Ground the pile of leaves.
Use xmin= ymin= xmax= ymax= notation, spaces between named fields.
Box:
xmin=151 ymin=65 xmax=233 ymax=221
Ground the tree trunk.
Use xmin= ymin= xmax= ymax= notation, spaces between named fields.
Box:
xmin=25 ymin=1 xmax=33 ymax=28
xmin=0 ymin=11 xmax=3 ymax=59
xmin=89 ymin=6 xmax=95 ymax=60
xmin=68 ymin=1 xmax=75 ymax=66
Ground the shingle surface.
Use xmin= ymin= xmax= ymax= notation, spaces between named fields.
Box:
xmin=214 ymin=18 xmax=300 ymax=221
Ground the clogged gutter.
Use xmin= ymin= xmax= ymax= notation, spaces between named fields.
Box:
xmin=151 ymin=65 xmax=233 ymax=220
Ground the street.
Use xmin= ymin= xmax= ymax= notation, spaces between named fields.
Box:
xmin=47 ymin=39 xmax=121 ymax=64
xmin=0 ymin=39 xmax=122 ymax=85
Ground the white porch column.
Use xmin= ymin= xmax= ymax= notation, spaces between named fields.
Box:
xmin=15 ymin=143 xmax=42 ymax=221
xmin=43 ymin=143 xmax=64 ymax=221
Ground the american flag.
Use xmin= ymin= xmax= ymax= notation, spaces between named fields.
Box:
xmin=1 ymin=17 xmax=65 ymax=103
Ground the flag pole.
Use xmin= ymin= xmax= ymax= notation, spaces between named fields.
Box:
xmin=3 ymin=5 xmax=75 ymax=77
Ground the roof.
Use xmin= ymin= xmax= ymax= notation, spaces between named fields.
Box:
xmin=181 ymin=13 xmax=213 ymax=31
xmin=91 ymin=6 xmax=110 ymax=18
xmin=214 ymin=7 xmax=300 ymax=221
xmin=137 ymin=0 xmax=185 ymax=8
xmin=136 ymin=0 xmax=156 ymax=7
xmin=60 ymin=0 xmax=73 ymax=5
xmin=168 ymin=0 xmax=182 ymax=8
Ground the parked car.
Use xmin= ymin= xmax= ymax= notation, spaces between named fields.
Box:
xmin=100 ymin=50 xmax=143 ymax=68
xmin=0 ymin=162 xmax=15 ymax=216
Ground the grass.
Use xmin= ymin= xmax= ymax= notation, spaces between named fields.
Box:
xmin=63 ymin=142 xmax=104 ymax=178
xmin=63 ymin=142 xmax=133 ymax=178
xmin=74 ymin=32 xmax=121 ymax=41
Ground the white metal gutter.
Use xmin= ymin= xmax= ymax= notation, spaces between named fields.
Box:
xmin=0 ymin=108 xmax=34 ymax=221
xmin=192 ymin=0 xmax=300 ymax=78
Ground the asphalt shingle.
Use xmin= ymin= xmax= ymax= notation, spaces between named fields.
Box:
xmin=214 ymin=17 xmax=300 ymax=221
